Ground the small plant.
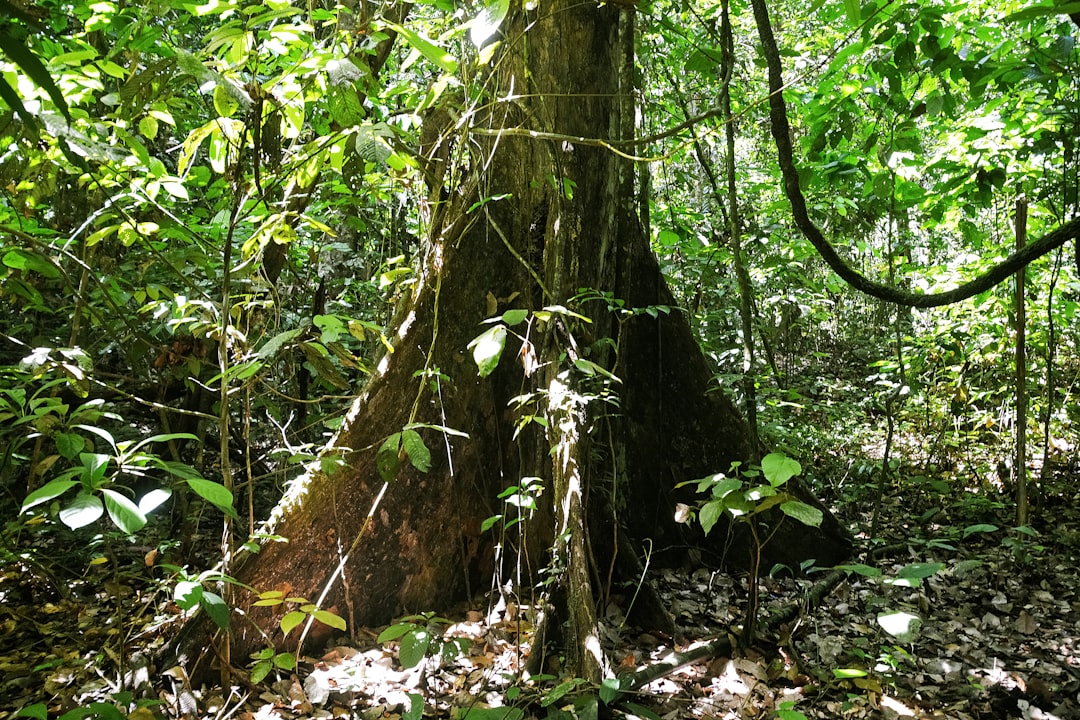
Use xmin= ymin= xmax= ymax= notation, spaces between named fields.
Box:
xmin=378 ymin=612 xmax=469 ymax=669
xmin=249 ymin=646 xmax=298 ymax=683
xmin=677 ymin=452 xmax=823 ymax=643
xmin=20 ymin=427 xmax=237 ymax=535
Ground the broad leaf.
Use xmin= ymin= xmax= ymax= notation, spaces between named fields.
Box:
xmin=201 ymin=591 xmax=230 ymax=629
xmin=780 ymin=500 xmax=823 ymax=528
xmin=399 ymin=628 xmax=432 ymax=669
xmin=761 ymin=452 xmax=801 ymax=487
xmin=102 ymin=488 xmax=147 ymax=534
xmin=313 ymin=609 xmax=346 ymax=631
xmin=280 ymin=610 xmax=306 ymax=636
xmin=60 ymin=492 xmax=104 ymax=529
xmin=185 ymin=478 xmax=239 ymax=518
xmin=468 ymin=324 xmax=507 ymax=378
xmin=21 ymin=478 xmax=79 ymax=511
xmin=400 ymin=429 xmax=431 ymax=473
xmin=384 ymin=21 xmax=458 ymax=74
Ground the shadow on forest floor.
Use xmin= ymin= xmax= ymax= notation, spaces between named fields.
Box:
xmin=1 ymin=458 xmax=1079 ymax=719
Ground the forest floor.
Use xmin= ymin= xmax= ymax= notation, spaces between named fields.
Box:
xmin=2 ymin=450 xmax=1079 ymax=720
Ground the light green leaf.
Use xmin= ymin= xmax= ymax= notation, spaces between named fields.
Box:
xmin=60 ymin=492 xmax=104 ymax=529
xmin=384 ymin=21 xmax=458 ymax=74
xmin=877 ymin=611 xmax=922 ymax=642
xmin=780 ymin=500 xmax=823 ymax=528
xmin=761 ymin=452 xmax=801 ymax=487
xmin=280 ymin=610 xmax=306 ymax=637
xmin=470 ymin=0 xmax=509 ymax=48
xmin=138 ymin=487 xmax=172 ymax=514
xmin=501 ymin=308 xmax=528 ymax=326
xmin=102 ymin=488 xmax=147 ymax=534
xmin=378 ymin=622 xmax=416 ymax=642
xmin=468 ymin=324 xmax=507 ymax=378
xmin=313 ymin=609 xmax=347 ymax=631
xmin=3 ymin=249 xmax=61 ymax=279
xmin=273 ymin=652 xmax=296 ymax=669
xmin=836 ymin=563 xmax=881 ymax=577
xmin=399 ymin=628 xmax=432 ymax=668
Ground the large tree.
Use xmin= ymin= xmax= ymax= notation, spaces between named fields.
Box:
xmin=168 ymin=0 xmax=852 ymax=682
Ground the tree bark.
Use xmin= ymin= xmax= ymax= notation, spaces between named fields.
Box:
xmin=166 ymin=0 xmax=852 ymax=682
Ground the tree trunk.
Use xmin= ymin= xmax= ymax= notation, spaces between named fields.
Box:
xmin=166 ymin=0 xmax=851 ymax=682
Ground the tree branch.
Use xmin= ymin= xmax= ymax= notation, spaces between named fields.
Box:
xmin=749 ymin=0 xmax=1080 ymax=308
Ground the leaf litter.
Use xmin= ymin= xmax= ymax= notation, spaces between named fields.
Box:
xmin=2 ymin=469 xmax=1079 ymax=719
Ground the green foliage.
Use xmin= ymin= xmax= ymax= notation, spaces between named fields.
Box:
xmin=377 ymin=613 xmax=469 ymax=669
xmin=683 ymin=453 xmax=823 ymax=536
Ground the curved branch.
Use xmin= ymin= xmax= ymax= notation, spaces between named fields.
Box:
xmin=749 ymin=0 xmax=1080 ymax=309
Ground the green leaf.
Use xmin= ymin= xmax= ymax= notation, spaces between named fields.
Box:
xmin=699 ymin=499 xmax=724 ymax=535
xmin=313 ymin=609 xmax=346 ymax=631
xmin=384 ymin=21 xmax=458 ymax=74
xmin=404 ymin=693 xmax=424 ymax=720
xmin=599 ymin=677 xmax=622 ymax=704
xmin=962 ymin=523 xmax=998 ymax=538
xmin=59 ymin=492 xmax=104 ymax=529
xmin=250 ymin=659 xmax=271 ymax=683
xmin=761 ymin=453 xmax=801 ymax=487
xmin=459 ymin=708 xmax=524 ymax=720
xmin=833 ymin=667 xmax=868 ymax=678
xmin=3 ymin=249 xmax=61 ymax=278
xmin=843 ymin=0 xmax=860 ymax=26
xmin=836 ymin=563 xmax=881 ymax=577
xmin=273 ymin=652 xmax=296 ymax=670
xmin=400 ymin=429 xmax=431 ymax=473
xmin=101 ymin=488 xmax=148 ymax=534
xmin=0 ymin=30 xmax=71 ymax=120
xmin=174 ymin=580 xmax=203 ymax=610
xmin=780 ymin=500 xmax=823 ymax=528
xmin=470 ymin=0 xmax=509 ymax=48
xmin=541 ymin=677 xmax=586 ymax=707
xmin=21 ymin=478 xmax=79 ymax=511
xmin=378 ymin=622 xmax=416 ymax=642
xmin=280 ymin=610 xmax=306 ymax=636
xmin=619 ymin=705 xmax=661 ymax=720
xmin=185 ymin=478 xmax=239 ymax=518
xmin=894 ymin=561 xmax=946 ymax=578
xmin=16 ymin=703 xmax=47 ymax=720
xmin=54 ymin=432 xmax=86 ymax=459
xmin=501 ymin=308 xmax=528 ymax=326
xmin=399 ymin=628 xmax=432 ymax=668
xmin=138 ymin=487 xmax=172 ymax=514
xmin=201 ymin=591 xmax=230 ymax=629
xmin=468 ymin=324 xmax=507 ymax=378
xmin=376 ymin=433 xmax=402 ymax=482
xmin=877 ymin=611 xmax=922 ymax=642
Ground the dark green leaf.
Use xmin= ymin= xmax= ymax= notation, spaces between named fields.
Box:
xmin=201 ymin=591 xmax=231 ymax=629
xmin=400 ymin=429 xmax=431 ymax=473
xmin=0 ymin=30 xmax=71 ymax=120
xmin=185 ymin=478 xmax=239 ymax=519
